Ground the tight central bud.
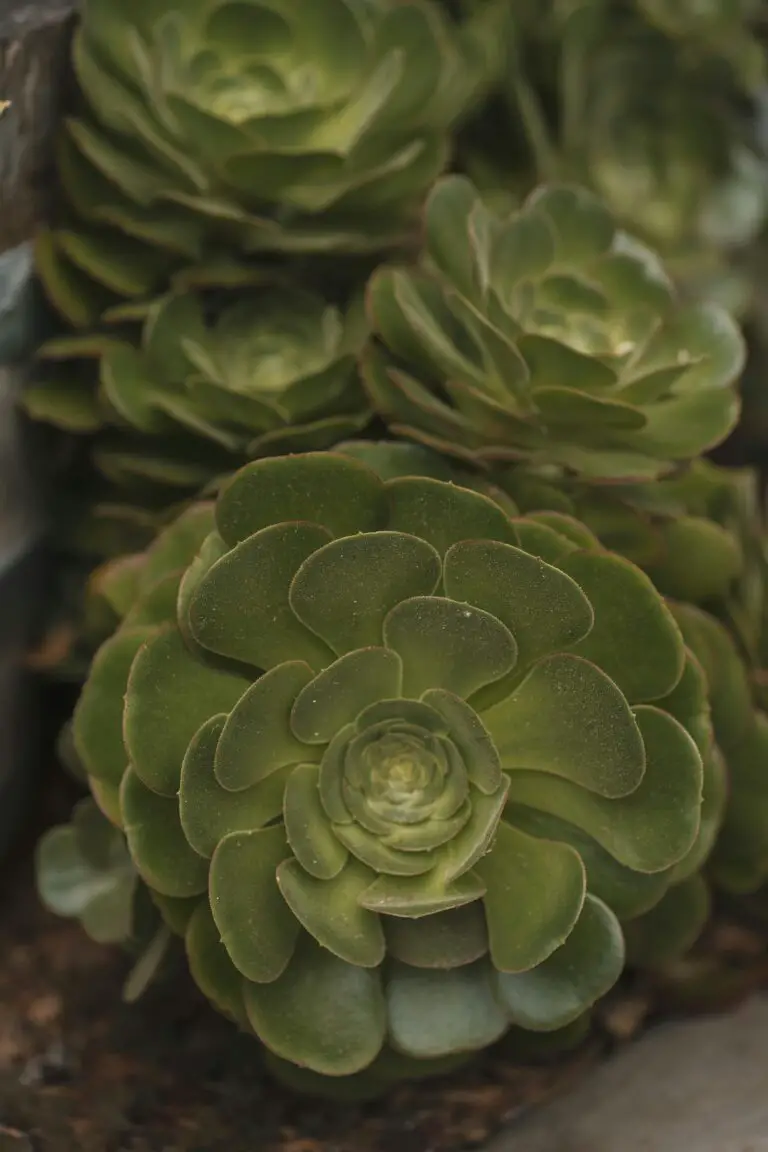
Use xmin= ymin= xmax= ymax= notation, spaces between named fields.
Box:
xmin=367 ymin=734 xmax=434 ymax=806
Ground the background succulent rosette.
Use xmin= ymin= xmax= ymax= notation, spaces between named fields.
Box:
xmin=54 ymin=451 xmax=714 ymax=1082
xmin=36 ymin=0 xmax=507 ymax=327
xmin=363 ymin=178 xmax=744 ymax=483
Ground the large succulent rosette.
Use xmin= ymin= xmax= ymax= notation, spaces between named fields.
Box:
xmin=70 ymin=452 xmax=706 ymax=1079
xmin=37 ymin=0 xmax=506 ymax=326
xmin=363 ymin=177 xmax=744 ymax=482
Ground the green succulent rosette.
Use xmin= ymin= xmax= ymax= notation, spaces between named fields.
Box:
xmin=337 ymin=444 xmax=766 ymax=932
xmin=333 ymin=439 xmax=731 ymax=972
xmin=33 ymin=288 xmax=370 ymax=474
xmin=463 ymin=1 xmax=768 ymax=315
xmin=65 ymin=451 xmax=710 ymax=1078
xmin=584 ymin=37 xmax=766 ymax=276
xmin=362 ymin=177 xmax=744 ymax=483
xmin=558 ymin=4 xmax=767 ymax=262
xmin=36 ymin=0 xmax=506 ymax=326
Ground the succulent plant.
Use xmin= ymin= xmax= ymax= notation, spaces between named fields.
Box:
xmin=36 ymin=0 xmax=507 ymax=327
xmin=585 ymin=75 xmax=764 ymax=319
xmin=636 ymin=0 xmax=765 ymax=87
xmin=363 ymin=178 xmax=744 ymax=482
xmin=501 ymin=459 xmax=756 ymax=612
xmin=340 ymin=438 xmax=768 ymax=900
xmin=38 ymin=796 xmax=139 ymax=944
xmin=672 ymin=602 xmax=768 ymax=895
xmin=32 ymin=287 xmax=370 ymax=474
xmin=61 ymin=450 xmax=713 ymax=1080
xmin=459 ymin=0 xmax=768 ymax=318
xmin=37 ymin=793 xmax=189 ymax=1003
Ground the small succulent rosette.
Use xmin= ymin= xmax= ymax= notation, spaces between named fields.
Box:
xmin=27 ymin=287 xmax=371 ymax=492
xmin=363 ymin=178 xmax=744 ymax=482
xmin=64 ymin=452 xmax=710 ymax=1081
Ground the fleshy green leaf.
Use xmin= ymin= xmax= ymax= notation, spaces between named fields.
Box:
xmin=120 ymin=768 xmax=208 ymax=898
xmin=421 ymin=689 xmax=502 ymax=795
xmin=443 ymin=540 xmax=593 ymax=671
xmin=527 ymin=513 xmax=600 ymax=551
xmin=36 ymin=819 xmax=135 ymax=944
xmin=188 ymin=524 xmax=335 ymax=670
xmin=290 ymin=532 xmax=441 ymax=655
xmin=243 ymin=936 xmax=387 ymax=1076
xmin=505 ymin=706 xmax=703 ymax=872
xmin=122 ymin=571 xmax=182 ymax=630
xmin=177 ymin=530 xmax=229 ymax=643
xmin=333 ymin=823 xmax=436 ymax=877
xmin=150 ymin=892 xmax=199 ymax=937
xmin=511 ymin=518 xmax=579 ymax=565
xmin=709 ymin=712 xmax=768 ymax=893
xmin=73 ymin=627 xmax=153 ymax=785
xmin=623 ymin=875 xmax=710 ymax=969
xmin=672 ymin=604 xmax=754 ymax=753
xmin=437 ymin=780 xmax=510 ymax=883
xmin=423 ymin=175 xmax=484 ymax=301
xmin=283 ymin=764 xmax=349 ymax=879
xmin=384 ymin=903 xmax=488 ymax=968
xmin=124 ymin=625 xmax=248 ymax=796
xmin=385 ymin=476 xmax=518 ymax=554
xmin=185 ymin=902 xmax=247 ymax=1023
xmin=215 ymin=662 xmax=316 ymax=791
xmin=290 ymin=648 xmax=403 ymax=744
xmin=386 ymin=959 xmax=508 ymax=1059
xmin=90 ymin=777 xmax=124 ymax=829
xmin=140 ymin=502 xmax=216 ymax=590
xmin=359 ymin=870 xmax=486 ymax=917
xmin=179 ymin=716 xmax=289 ymax=857
xmin=209 ymin=826 xmax=299 ymax=983
xmin=505 ymin=803 xmax=671 ymax=920
xmin=476 ymin=821 xmax=586 ymax=972
xmin=559 ymin=550 xmax=685 ymax=703
xmin=483 ymin=654 xmax=645 ymax=797
xmin=383 ymin=596 xmax=517 ymax=699
xmin=216 ymin=453 xmax=387 ymax=546
xmin=122 ymin=926 xmax=173 ymax=1004
xmin=645 ymin=517 xmax=743 ymax=604
xmin=495 ymin=895 xmax=624 ymax=1030
xmin=277 ymin=857 xmax=385 ymax=967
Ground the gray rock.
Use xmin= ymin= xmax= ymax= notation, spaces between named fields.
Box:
xmin=491 ymin=996 xmax=768 ymax=1152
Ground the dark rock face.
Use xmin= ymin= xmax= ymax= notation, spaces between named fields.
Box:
xmin=0 ymin=0 xmax=77 ymax=251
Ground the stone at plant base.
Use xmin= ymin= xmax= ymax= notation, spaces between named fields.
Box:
xmin=491 ymin=994 xmax=768 ymax=1152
